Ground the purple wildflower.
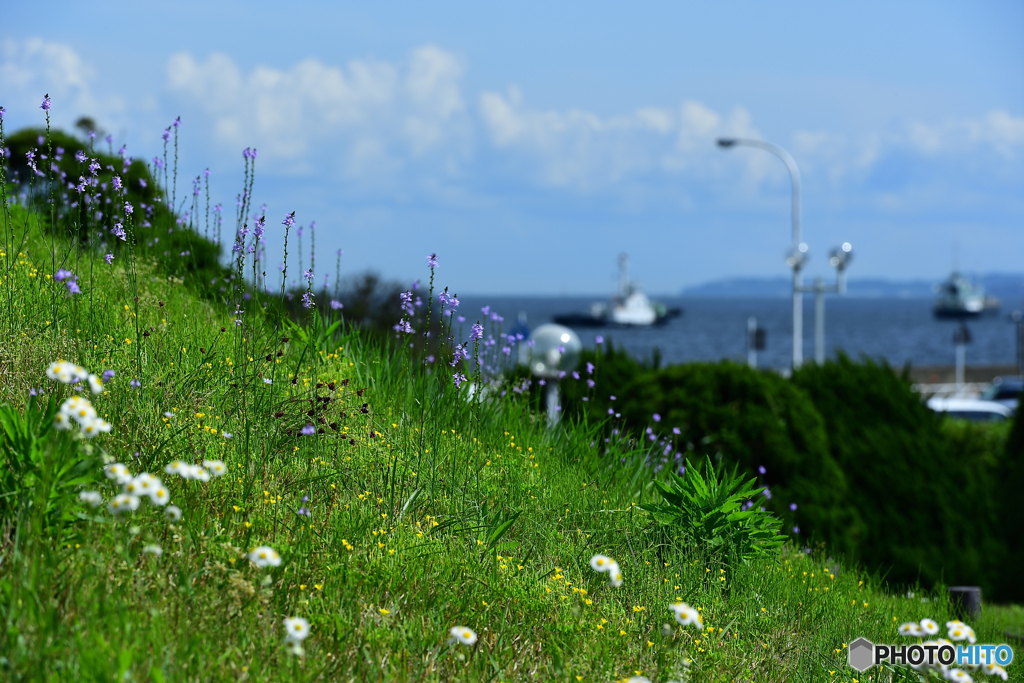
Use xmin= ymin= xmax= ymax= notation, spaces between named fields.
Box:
xmin=53 ymin=269 xmax=74 ymax=282
xmin=173 ymin=116 xmax=180 ymax=128
xmin=112 ymin=223 xmax=126 ymax=241
xmin=105 ymin=253 xmax=114 ymax=264
xmin=283 ymin=212 xmax=295 ymax=228
xmin=453 ymin=373 xmax=467 ymax=388
xmin=758 ymin=466 xmax=766 ymax=475
xmin=0 ymin=106 xmax=4 ymax=120
xmin=789 ymin=503 xmax=798 ymax=511
xmin=124 ymin=202 xmax=133 ymax=215
xmin=792 ymin=526 xmax=800 ymax=534
xmin=65 ymin=279 xmax=81 ymax=295
xmin=139 ymin=178 xmax=147 ymax=188
xmin=303 ymin=269 xmax=313 ymax=282
xmin=162 ymin=129 xmax=171 ymax=143
xmin=427 ymin=253 xmax=438 ymax=269
xmin=586 ymin=362 xmax=595 ymax=374
xmin=595 ymin=335 xmax=604 ymax=344
xmin=470 ymin=323 xmax=484 ymax=341
xmin=653 ymin=413 xmax=661 ymax=422
xmin=40 ymin=94 xmax=51 ymax=112
xmin=672 ymin=427 xmax=681 ymax=435
xmin=112 ymin=175 xmax=122 ymax=191
xmin=761 ymin=487 xmax=772 ymax=500
xmin=102 ymin=369 xmax=115 ymax=383
xmin=129 ymin=379 xmax=141 ymax=388
xmin=587 ymin=379 xmax=595 ymax=388
xmin=300 ymin=424 xmax=316 ymax=436
xmin=330 ymin=300 xmax=343 ymax=310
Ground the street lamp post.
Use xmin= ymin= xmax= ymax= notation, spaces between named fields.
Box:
xmin=717 ymin=138 xmax=805 ymax=368
xmin=718 ymin=138 xmax=853 ymax=368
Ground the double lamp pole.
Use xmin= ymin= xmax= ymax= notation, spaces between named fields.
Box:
xmin=717 ymin=138 xmax=853 ymax=369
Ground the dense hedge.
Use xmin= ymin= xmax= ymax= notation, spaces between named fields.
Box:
xmin=550 ymin=345 xmax=1018 ymax=601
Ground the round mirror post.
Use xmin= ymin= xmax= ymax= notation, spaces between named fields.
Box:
xmin=523 ymin=324 xmax=582 ymax=426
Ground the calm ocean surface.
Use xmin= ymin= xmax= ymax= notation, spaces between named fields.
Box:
xmin=457 ymin=296 xmax=1021 ymax=370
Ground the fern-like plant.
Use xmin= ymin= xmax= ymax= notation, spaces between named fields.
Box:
xmin=641 ymin=455 xmax=786 ymax=565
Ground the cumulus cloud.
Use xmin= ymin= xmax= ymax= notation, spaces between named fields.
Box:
xmin=166 ymin=45 xmax=469 ymax=175
xmin=478 ymin=88 xmax=765 ymax=188
xmin=0 ymin=37 xmax=123 ymax=127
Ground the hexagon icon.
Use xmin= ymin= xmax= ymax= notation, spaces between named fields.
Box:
xmin=848 ymin=637 xmax=875 ymax=672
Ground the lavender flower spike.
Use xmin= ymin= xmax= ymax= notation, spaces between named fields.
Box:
xmin=427 ymin=253 xmax=438 ymax=269
xmin=40 ymin=94 xmax=51 ymax=112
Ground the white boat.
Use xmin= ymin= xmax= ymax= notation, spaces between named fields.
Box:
xmin=933 ymin=272 xmax=998 ymax=318
xmin=553 ymin=254 xmax=682 ymax=328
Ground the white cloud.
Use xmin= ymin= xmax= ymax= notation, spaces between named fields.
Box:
xmin=0 ymin=38 xmax=123 ymax=127
xmin=478 ymin=88 xmax=765 ymax=188
xmin=166 ymin=45 xmax=468 ymax=175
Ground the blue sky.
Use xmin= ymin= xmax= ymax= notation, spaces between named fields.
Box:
xmin=2 ymin=0 xmax=1022 ymax=295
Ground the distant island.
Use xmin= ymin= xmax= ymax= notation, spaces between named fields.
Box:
xmin=681 ymin=272 xmax=1024 ymax=304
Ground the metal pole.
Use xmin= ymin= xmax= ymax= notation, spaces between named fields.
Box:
xmin=815 ymin=277 xmax=825 ymax=365
xmin=955 ymin=342 xmax=965 ymax=390
xmin=546 ymin=382 xmax=560 ymax=425
xmin=793 ymin=268 xmax=803 ymax=369
xmin=719 ymin=138 xmax=803 ymax=368
xmin=747 ymin=316 xmax=757 ymax=368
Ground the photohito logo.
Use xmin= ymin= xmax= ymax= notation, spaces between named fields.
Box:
xmin=848 ymin=637 xmax=1014 ymax=672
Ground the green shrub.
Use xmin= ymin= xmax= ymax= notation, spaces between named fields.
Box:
xmin=792 ymin=354 xmax=1011 ymax=598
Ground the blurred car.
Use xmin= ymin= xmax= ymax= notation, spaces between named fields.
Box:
xmin=926 ymin=397 xmax=1013 ymax=422
xmin=980 ymin=375 xmax=1022 ymax=411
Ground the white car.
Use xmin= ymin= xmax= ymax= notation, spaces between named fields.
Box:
xmin=926 ymin=397 xmax=1013 ymax=422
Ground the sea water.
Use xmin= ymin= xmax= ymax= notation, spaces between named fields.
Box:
xmin=457 ymin=296 xmax=1021 ymax=370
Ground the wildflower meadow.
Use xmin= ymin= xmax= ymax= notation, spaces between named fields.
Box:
xmin=0 ymin=97 xmax=1019 ymax=682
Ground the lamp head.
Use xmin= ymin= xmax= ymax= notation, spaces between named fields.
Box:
xmin=828 ymin=242 xmax=853 ymax=270
xmin=524 ymin=324 xmax=582 ymax=379
xmin=785 ymin=242 xmax=809 ymax=270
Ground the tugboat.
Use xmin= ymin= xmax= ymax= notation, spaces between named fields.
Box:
xmin=933 ymin=272 xmax=999 ymax=318
xmin=553 ymin=254 xmax=682 ymax=328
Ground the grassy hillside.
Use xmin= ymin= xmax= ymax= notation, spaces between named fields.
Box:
xmin=0 ymin=119 xmax=1020 ymax=681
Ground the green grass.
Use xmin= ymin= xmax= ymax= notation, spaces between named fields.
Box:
xmin=1 ymin=187 xmax=1021 ymax=682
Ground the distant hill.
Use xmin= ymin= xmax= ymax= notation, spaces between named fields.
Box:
xmin=682 ymin=273 xmax=1024 ymax=305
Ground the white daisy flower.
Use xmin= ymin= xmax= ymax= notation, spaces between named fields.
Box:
xmin=449 ymin=626 xmax=478 ymax=645
xmin=284 ymin=640 xmax=305 ymax=657
xmin=80 ymin=417 xmax=111 ymax=438
xmin=919 ymin=618 xmax=939 ymax=635
xmin=608 ymin=562 xmax=623 ymax=588
xmin=283 ymin=617 xmax=310 ymax=642
xmin=589 ymin=554 xmax=614 ymax=573
xmin=946 ymin=669 xmax=973 ymax=682
xmin=964 ymin=626 xmax=976 ymax=644
xmin=670 ymin=602 xmax=704 ymax=630
xmin=248 ymin=545 xmax=282 ymax=568
xmin=164 ymin=505 xmax=182 ymax=522
xmin=87 ymin=374 xmax=105 ymax=394
xmin=190 ymin=465 xmax=210 ymax=482
xmin=104 ymin=463 xmax=133 ymax=485
xmin=53 ymin=412 xmax=73 ymax=431
xmin=142 ymin=544 xmax=163 ymax=557
xmin=163 ymin=411 xmax=175 ymax=418
xmin=129 ymin=473 xmax=160 ymax=497
xmin=948 ymin=625 xmax=970 ymax=641
xmin=899 ymin=621 xmax=924 ymax=637
xmin=202 ymin=459 xmax=226 ymax=477
xmin=149 ymin=486 xmax=170 ymax=506
xmin=62 ymin=397 xmax=97 ymax=425
xmin=164 ymin=460 xmax=187 ymax=475
xmin=985 ymin=663 xmax=1009 ymax=680
xmin=45 ymin=361 xmax=67 ymax=381
xmin=79 ymin=490 xmax=102 ymax=507
xmin=108 ymin=494 xmax=140 ymax=515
